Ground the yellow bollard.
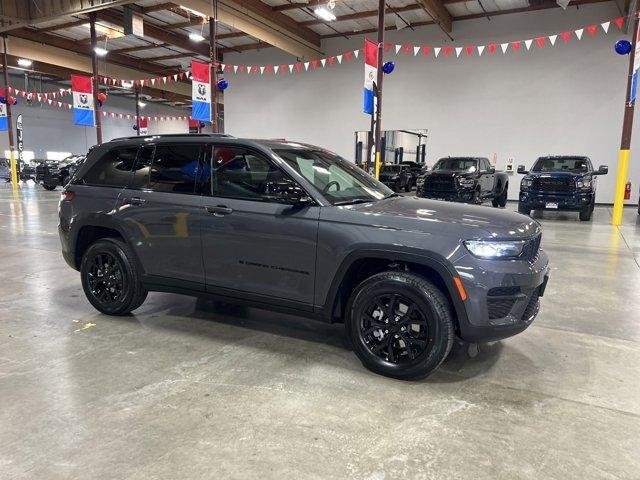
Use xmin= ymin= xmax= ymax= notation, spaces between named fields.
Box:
xmin=375 ymin=151 xmax=381 ymax=180
xmin=612 ymin=149 xmax=630 ymax=226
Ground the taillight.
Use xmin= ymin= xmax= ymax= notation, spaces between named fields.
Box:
xmin=61 ymin=190 xmax=76 ymax=201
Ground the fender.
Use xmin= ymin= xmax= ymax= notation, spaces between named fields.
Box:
xmin=317 ymin=247 xmax=470 ymax=328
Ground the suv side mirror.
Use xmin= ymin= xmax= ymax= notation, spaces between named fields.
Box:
xmin=265 ymin=182 xmax=313 ymax=205
xmin=517 ymin=165 xmax=528 ymax=175
xmin=488 ymin=166 xmax=496 ymax=174
xmin=596 ymin=165 xmax=609 ymax=175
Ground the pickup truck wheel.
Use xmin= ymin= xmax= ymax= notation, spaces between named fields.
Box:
xmin=346 ymin=271 xmax=454 ymax=380
xmin=579 ymin=205 xmax=593 ymax=221
xmin=405 ymin=180 xmax=412 ymax=192
xmin=518 ymin=204 xmax=531 ymax=216
xmin=499 ymin=184 xmax=508 ymax=207
xmin=80 ymin=238 xmax=148 ymax=315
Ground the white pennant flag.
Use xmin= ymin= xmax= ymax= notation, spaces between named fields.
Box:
xmin=151 ymin=78 xmax=156 ymax=85
xmin=289 ymin=64 xmax=294 ymax=73
xmin=247 ymin=66 xmax=252 ymax=75
xmin=434 ymin=47 xmax=441 ymax=58
xmin=337 ymin=54 xmax=343 ymax=63
xmin=501 ymin=43 xmax=509 ymax=54
xmin=221 ymin=64 xmax=226 ymax=71
xmin=395 ymin=44 xmax=402 ymax=54
xmin=260 ymin=66 xmax=265 ymax=74
xmin=321 ymin=58 xmax=326 ymax=67
xmin=304 ymin=61 xmax=309 ymax=71
xmin=601 ymin=21 xmax=610 ymax=33
xmin=47 ymin=99 xmax=52 ymax=105
xmin=477 ymin=45 xmax=485 ymax=56
xmin=575 ymin=28 xmax=583 ymax=40
xmin=549 ymin=35 xmax=557 ymax=46
xmin=525 ymin=39 xmax=533 ymax=50
xmin=233 ymin=65 xmax=238 ymax=73
xmin=353 ymin=49 xmax=359 ymax=58
xmin=173 ymin=73 xmax=178 ymax=81
xmin=455 ymin=47 xmax=462 ymax=57
xmin=413 ymin=46 xmax=420 ymax=56
xmin=274 ymin=65 xmax=280 ymax=74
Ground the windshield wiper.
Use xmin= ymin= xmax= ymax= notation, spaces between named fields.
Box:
xmin=334 ymin=198 xmax=374 ymax=206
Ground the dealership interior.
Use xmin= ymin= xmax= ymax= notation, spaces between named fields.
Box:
xmin=1 ymin=0 xmax=640 ymax=478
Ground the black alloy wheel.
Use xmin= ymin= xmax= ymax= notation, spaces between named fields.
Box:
xmin=86 ymin=252 xmax=126 ymax=307
xmin=346 ymin=271 xmax=454 ymax=379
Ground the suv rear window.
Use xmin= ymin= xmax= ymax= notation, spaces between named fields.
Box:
xmin=81 ymin=146 xmax=139 ymax=187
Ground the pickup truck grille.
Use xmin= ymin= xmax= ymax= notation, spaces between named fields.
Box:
xmin=423 ymin=175 xmax=455 ymax=192
xmin=531 ymin=177 xmax=575 ymax=193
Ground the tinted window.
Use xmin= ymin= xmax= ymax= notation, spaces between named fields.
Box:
xmin=129 ymin=145 xmax=154 ymax=189
xmin=532 ymin=157 xmax=590 ymax=173
xmin=148 ymin=144 xmax=203 ymax=194
xmin=433 ymin=158 xmax=478 ymax=172
xmin=81 ymin=146 xmax=139 ymax=187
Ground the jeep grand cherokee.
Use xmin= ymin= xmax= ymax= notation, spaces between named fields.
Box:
xmin=59 ymin=134 xmax=549 ymax=379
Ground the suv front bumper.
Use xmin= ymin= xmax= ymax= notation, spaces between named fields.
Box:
xmin=519 ymin=190 xmax=593 ymax=211
xmin=453 ymin=249 xmax=549 ymax=342
xmin=419 ymin=188 xmax=475 ymax=202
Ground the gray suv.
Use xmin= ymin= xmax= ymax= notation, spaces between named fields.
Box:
xmin=59 ymin=134 xmax=549 ymax=379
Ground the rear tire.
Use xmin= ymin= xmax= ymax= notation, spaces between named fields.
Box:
xmin=81 ymin=238 xmax=148 ymax=315
xmin=346 ymin=271 xmax=454 ymax=380
xmin=518 ymin=204 xmax=531 ymax=216
xmin=405 ymin=180 xmax=412 ymax=192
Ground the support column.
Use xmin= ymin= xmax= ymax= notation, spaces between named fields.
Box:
xmin=210 ymin=0 xmax=219 ymax=133
xmin=373 ymin=0 xmax=385 ymax=180
xmin=135 ymin=86 xmax=140 ymax=136
xmin=2 ymin=34 xmax=17 ymax=189
xmin=89 ymin=13 xmax=103 ymax=145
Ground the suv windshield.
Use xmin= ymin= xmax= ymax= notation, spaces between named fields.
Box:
xmin=274 ymin=148 xmax=393 ymax=205
xmin=532 ymin=157 xmax=589 ymax=173
xmin=433 ymin=158 xmax=477 ymax=172
xmin=381 ymin=165 xmax=401 ymax=173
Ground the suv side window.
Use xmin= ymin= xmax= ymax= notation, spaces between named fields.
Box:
xmin=210 ymin=146 xmax=294 ymax=201
xmin=81 ymin=146 xmax=139 ymax=187
xmin=129 ymin=145 xmax=154 ymax=189
xmin=147 ymin=144 xmax=203 ymax=194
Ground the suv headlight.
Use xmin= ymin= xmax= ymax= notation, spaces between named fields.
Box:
xmin=521 ymin=178 xmax=532 ymax=190
xmin=458 ymin=178 xmax=475 ymax=187
xmin=576 ymin=178 xmax=592 ymax=190
xmin=464 ymin=240 xmax=526 ymax=259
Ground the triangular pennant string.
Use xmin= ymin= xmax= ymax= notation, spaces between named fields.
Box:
xmin=549 ymin=35 xmax=557 ymax=46
xmin=501 ymin=43 xmax=509 ymax=54
xmin=477 ymin=45 xmax=485 ymax=56
xmin=525 ymin=39 xmax=533 ymax=50
xmin=601 ymin=21 xmax=610 ymax=33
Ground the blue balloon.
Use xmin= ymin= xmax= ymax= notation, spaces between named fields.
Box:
xmin=615 ymin=39 xmax=632 ymax=55
xmin=0 ymin=96 xmax=6 ymax=104
xmin=199 ymin=121 xmax=205 ymax=128
xmin=217 ymin=79 xmax=229 ymax=91
xmin=382 ymin=61 xmax=395 ymax=74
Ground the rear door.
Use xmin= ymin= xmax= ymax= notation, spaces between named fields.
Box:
xmin=479 ymin=158 xmax=494 ymax=196
xmin=200 ymin=145 xmax=320 ymax=307
xmin=115 ymin=143 xmax=206 ymax=288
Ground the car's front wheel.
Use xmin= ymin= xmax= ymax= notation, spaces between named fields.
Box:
xmin=80 ymin=238 xmax=148 ymax=315
xmin=346 ymin=271 xmax=454 ymax=380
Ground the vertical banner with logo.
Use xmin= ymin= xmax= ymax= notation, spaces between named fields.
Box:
xmin=191 ymin=60 xmax=211 ymax=123
xmin=138 ymin=117 xmax=148 ymax=135
xmin=16 ymin=114 xmax=24 ymax=162
xmin=188 ymin=118 xmax=201 ymax=133
xmin=71 ymin=75 xmax=95 ymax=126
xmin=632 ymin=21 xmax=640 ymax=102
xmin=0 ymin=88 xmax=8 ymax=132
xmin=363 ymin=39 xmax=378 ymax=115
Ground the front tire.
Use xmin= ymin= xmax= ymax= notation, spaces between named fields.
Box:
xmin=579 ymin=205 xmax=593 ymax=221
xmin=518 ymin=204 xmax=531 ymax=216
xmin=81 ymin=238 xmax=148 ymax=315
xmin=42 ymin=183 xmax=57 ymax=191
xmin=346 ymin=271 xmax=454 ymax=380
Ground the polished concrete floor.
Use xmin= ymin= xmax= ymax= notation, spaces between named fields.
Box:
xmin=1 ymin=181 xmax=639 ymax=480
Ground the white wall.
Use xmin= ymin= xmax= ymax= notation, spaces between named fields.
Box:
xmin=0 ymin=76 xmax=189 ymax=159
xmin=225 ymin=2 xmax=638 ymax=204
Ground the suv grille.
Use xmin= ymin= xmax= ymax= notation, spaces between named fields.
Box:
xmin=522 ymin=287 xmax=541 ymax=322
xmin=487 ymin=287 xmax=521 ymax=320
xmin=423 ymin=174 xmax=455 ymax=192
xmin=531 ymin=177 xmax=575 ymax=193
xmin=521 ymin=234 xmax=541 ymax=263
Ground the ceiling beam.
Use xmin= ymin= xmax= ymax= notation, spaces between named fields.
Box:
xmin=219 ymin=41 xmax=270 ymax=54
xmin=300 ymin=4 xmax=424 ymax=27
xmin=37 ymin=19 xmax=88 ymax=33
xmin=111 ymin=43 xmax=170 ymax=54
xmin=415 ymin=0 xmax=453 ymax=33
xmin=166 ymin=18 xmax=207 ymax=29
xmin=145 ymin=53 xmax=192 ymax=61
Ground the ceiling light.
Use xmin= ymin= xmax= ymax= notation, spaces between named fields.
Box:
xmin=314 ymin=6 xmax=336 ymax=21
xmin=189 ymin=32 xmax=205 ymax=42
xmin=138 ymin=101 xmax=147 ymax=108
xmin=94 ymin=47 xmax=108 ymax=56
xmin=17 ymin=58 xmax=32 ymax=67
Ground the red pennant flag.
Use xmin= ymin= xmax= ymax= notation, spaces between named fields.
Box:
xmin=615 ymin=17 xmax=624 ymax=30
xmin=238 ymin=65 xmax=245 ymax=73
xmin=345 ymin=51 xmax=352 ymax=61
xmin=561 ymin=31 xmax=571 ymax=43
xmin=422 ymin=46 xmax=431 ymax=56
xmin=310 ymin=59 xmax=318 ymax=69
xmin=402 ymin=44 xmax=412 ymax=55
xmin=511 ymin=41 xmax=521 ymax=52
xmin=294 ymin=63 xmax=302 ymax=73
xmin=265 ymin=64 xmax=272 ymax=74
xmin=178 ymin=72 xmax=185 ymax=80
xmin=384 ymin=42 xmax=393 ymax=52
xmin=327 ymin=56 xmax=335 ymax=65
xmin=488 ymin=44 xmax=497 ymax=55
xmin=587 ymin=25 xmax=597 ymax=37
xmin=443 ymin=46 xmax=453 ymax=57
xmin=535 ymin=37 xmax=545 ymax=48
xmin=465 ymin=45 xmax=474 ymax=56
xmin=280 ymin=64 xmax=287 ymax=74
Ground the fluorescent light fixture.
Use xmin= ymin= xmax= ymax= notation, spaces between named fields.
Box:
xmin=94 ymin=46 xmax=108 ymax=56
xmin=314 ymin=6 xmax=336 ymax=21
xmin=189 ymin=32 xmax=205 ymax=42
xmin=46 ymin=151 xmax=72 ymax=161
xmin=17 ymin=58 xmax=32 ymax=67
xmin=137 ymin=101 xmax=147 ymax=108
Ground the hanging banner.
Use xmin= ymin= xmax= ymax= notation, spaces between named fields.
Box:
xmin=191 ymin=60 xmax=211 ymax=123
xmin=16 ymin=114 xmax=24 ymax=162
xmin=632 ymin=20 xmax=640 ymax=102
xmin=138 ymin=117 xmax=148 ymax=135
xmin=363 ymin=39 xmax=377 ymax=115
xmin=0 ymin=88 xmax=7 ymax=132
xmin=188 ymin=118 xmax=200 ymax=134
xmin=71 ymin=75 xmax=95 ymax=127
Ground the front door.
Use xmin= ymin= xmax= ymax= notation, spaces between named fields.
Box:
xmin=115 ymin=143 xmax=206 ymax=288
xmin=200 ymin=145 xmax=320 ymax=307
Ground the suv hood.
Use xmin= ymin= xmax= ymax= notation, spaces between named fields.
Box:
xmin=341 ymin=196 xmax=539 ymax=239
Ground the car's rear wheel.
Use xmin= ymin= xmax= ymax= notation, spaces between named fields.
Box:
xmin=81 ymin=238 xmax=147 ymax=315
xmin=518 ymin=204 xmax=531 ymax=216
xmin=405 ymin=179 xmax=412 ymax=192
xmin=346 ymin=271 xmax=454 ymax=380
xmin=493 ymin=184 xmax=508 ymax=207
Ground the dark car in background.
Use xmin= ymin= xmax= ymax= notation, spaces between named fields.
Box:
xmin=379 ymin=164 xmax=412 ymax=192
xmin=417 ymin=157 xmax=509 ymax=207
xmin=399 ymin=160 xmax=426 ymax=189
xmin=19 ymin=160 xmax=37 ymax=182
xmin=518 ymin=156 xmax=608 ymax=221
xmin=0 ymin=159 xmax=11 ymax=182
xmin=35 ymin=155 xmax=85 ymax=190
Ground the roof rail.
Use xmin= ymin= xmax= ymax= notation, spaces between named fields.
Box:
xmin=110 ymin=133 xmax=233 ymax=142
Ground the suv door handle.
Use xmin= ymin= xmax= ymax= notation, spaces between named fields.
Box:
xmin=205 ymin=205 xmax=233 ymax=216
xmin=125 ymin=196 xmax=146 ymax=206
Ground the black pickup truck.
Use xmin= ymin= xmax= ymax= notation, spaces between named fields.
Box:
xmin=417 ymin=157 xmax=509 ymax=207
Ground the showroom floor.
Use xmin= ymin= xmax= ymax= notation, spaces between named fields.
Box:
xmin=1 ymin=182 xmax=639 ymax=480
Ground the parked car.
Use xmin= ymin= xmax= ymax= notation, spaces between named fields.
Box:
xmin=35 ymin=155 xmax=85 ymax=190
xmin=0 ymin=159 xmax=11 ymax=182
xmin=379 ymin=164 xmax=412 ymax=192
xmin=19 ymin=160 xmax=37 ymax=182
xmin=399 ymin=160 xmax=426 ymax=189
xmin=417 ymin=157 xmax=509 ymax=207
xmin=59 ymin=134 xmax=549 ymax=380
xmin=518 ymin=156 xmax=608 ymax=221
